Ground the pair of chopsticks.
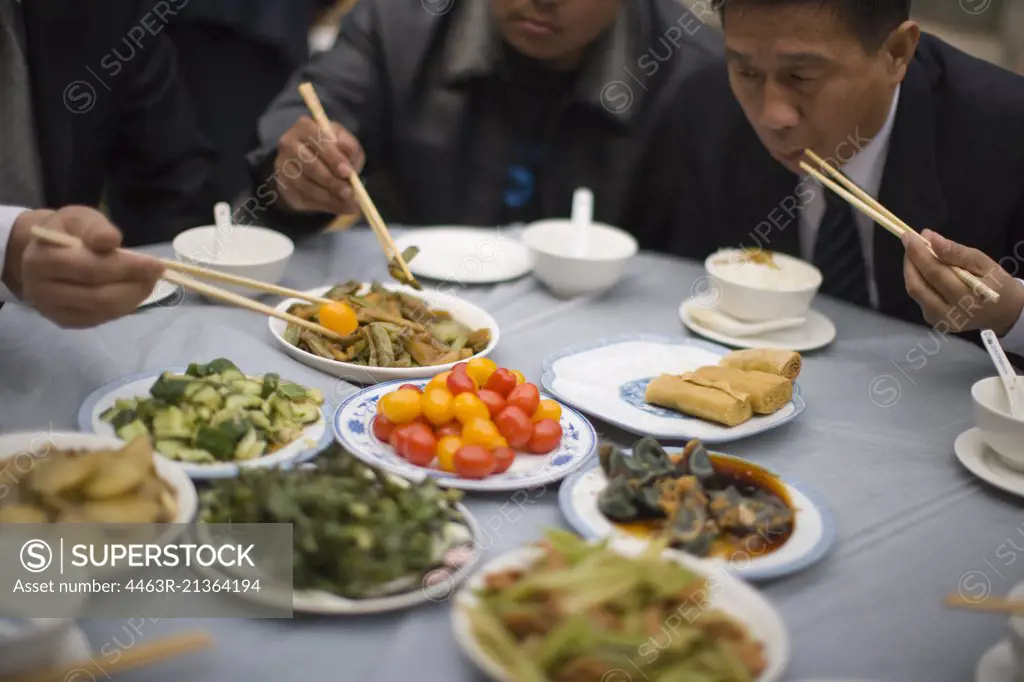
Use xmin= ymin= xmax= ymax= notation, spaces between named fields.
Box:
xmin=296 ymin=82 xmax=418 ymax=288
xmin=799 ymin=149 xmax=1000 ymax=303
xmin=1 ymin=631 xmax=211 ymax=682
xmin=29 ymin=226 xmax=348 ymax=341
xmin=944 ymin=592 xmax=1024 ymax=615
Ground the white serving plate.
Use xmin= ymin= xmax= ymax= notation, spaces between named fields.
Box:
xmin=78 ymin=369 xmax=331 ymax=480
xmin=194 ymin=502 xmax=484 ymax=615
xmin=332 ymin=378 xmax=598 ymax=492
xmin=394 ymin=227 xmax=534 ymax=284
xmin=541 ymin=334 xmax=806 ymax=442
xmin=558 ymin=452 xmax=836 ymax=581
xmin=451 ymin=539 xmax=790 ymax=682
xmin=268 ymin=283 xmax=501 ymax=385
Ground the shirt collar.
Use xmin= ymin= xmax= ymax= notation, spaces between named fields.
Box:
xmin=837 ymin=84 xmax=901 ymax=195
xmin=441 ymin=2 xmax=643 ymax=125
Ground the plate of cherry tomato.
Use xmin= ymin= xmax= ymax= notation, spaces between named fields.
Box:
xmin=332 ymin=359 xmax=598 ymax=491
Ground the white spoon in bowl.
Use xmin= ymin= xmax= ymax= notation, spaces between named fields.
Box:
xmin=571 ymin=187 xmax=593 ymax=258
xmin=981 ymin=328 xmax=1023 ymax=418
xmin=212 ymin=201 xmax=233 ymax=263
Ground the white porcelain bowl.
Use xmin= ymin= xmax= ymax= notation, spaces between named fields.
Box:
xmin=705 ymin=250 xmax=822 ymax=322
xmin=0 ymin=619 xmax=77 ymax=675
xmin=172 ymin=224 xmax=294 ymax=297
xmin=521 ymin=219 xmax=637 ymax=298
xmin=972 ymin=376 xmax=1024 ymax=471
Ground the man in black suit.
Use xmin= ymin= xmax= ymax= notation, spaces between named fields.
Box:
xmin=638 ymin=0 xmax=1024 ymax=351
xmin=0 ymin=0 xmax=211 ymax=327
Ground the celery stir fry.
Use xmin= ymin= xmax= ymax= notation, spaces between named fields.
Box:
xmin=99 ymin=358 xmax=323 ymax=465
xmin=465 ymin=530 xmax=767 ymax=682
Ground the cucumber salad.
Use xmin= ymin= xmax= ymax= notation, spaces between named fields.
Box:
xmin=100 ymin=358 xmax=324 ymax=465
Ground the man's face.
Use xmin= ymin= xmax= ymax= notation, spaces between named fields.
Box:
xmin=492 ymin=0 xmax=622 ymax=69
xmin=723 ymin=3 xmax=913 ymax=173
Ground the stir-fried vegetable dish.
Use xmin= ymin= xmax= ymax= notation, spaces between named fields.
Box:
xmin=283 ymin=281 xmax=492 ymax=368
xmin=464 ymin=529 xmax=767 ymax=681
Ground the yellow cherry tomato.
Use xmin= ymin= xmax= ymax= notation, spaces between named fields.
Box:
xmin=319 ymin=302 xmax=359 ymax=336
xmin=379 ymin=388 xmax=422 ymax=424
xmin=532 ymin=399 xmax=562 ymax=423
xmin=422 ymin=389 xmax=455 ymax=426
xmin=453 ymin=393 xmax=489 ymax=424
xmin=427 ymin=371 xmax=452 ymax=392
xmin=492 ymin=435 xmax=509 ymax=450
xmin=436 ymin=435 xmax=463 ymax=473
xmin=510 ymin=370 xmax=526 ymax=386
xmin=462 ymin=418 xmax=500 ymax=448
xmin=466 ymin=358 xmax=498 ymax=389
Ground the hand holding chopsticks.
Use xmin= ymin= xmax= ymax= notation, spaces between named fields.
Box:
xmin=297 ymin=82 xmax=421 ymax=290
xmin=29 ymin=226 xmax=348 ymax=341
xmin=800 ymin=149 xmax=1000 ymax=304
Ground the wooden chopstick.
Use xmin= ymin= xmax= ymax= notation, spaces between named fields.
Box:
xmin=29 ymin=227 xmax=347 ymax=341
xmin=1 ymin=631 xmax=212 ymax=682
xmin=944 ymin=592 xmax=1024 ymax=615
xmin=30 ymin=226 xmax=333 ymax=307
xmin=801 ymin=150 xmax=1000 ymax=303
xmin=296 ymin=81 xmax=418 ymax=286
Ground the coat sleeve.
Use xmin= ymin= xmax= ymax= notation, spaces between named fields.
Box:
xmin=244 ymin=0 xmax=389 ymax=236
xmin=101 ymin=24 xmax=215 ymax=246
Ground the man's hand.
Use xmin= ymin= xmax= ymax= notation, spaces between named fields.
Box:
xmin=5 ymin=206 xmax=165 ymax=328
xmin=273 ymin=115 xmax=366 ymax=215
xmin=903 ymin=229 xmax=1024 ymax=336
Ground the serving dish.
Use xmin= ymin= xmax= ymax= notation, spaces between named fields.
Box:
xmin=269 ymin=283 xmax=500 ymax=384
xmin=334 ymin=378 xmax=597 ymax=491
xmin=558 ymin=439 xmax=836 ymax=581
xmin=451 ymin=531 xmax=790 ymax=681
xmin=78 ymin=361 xmax=331 ymax=480
xmin=541 ymin=334 xmax=805 ymax=442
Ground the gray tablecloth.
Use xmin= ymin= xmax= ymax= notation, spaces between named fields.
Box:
xmin=0 ymin=227 xmax=1020 ymax=681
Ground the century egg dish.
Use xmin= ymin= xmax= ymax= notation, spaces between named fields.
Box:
xmin=597 ymin=437 xmax=795 ymax=559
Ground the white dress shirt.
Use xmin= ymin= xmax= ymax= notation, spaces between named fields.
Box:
xmin=797 ymin=85 xmax=1024 ymax=354
xmin=0 ymin=206 xmax=27 ymax=302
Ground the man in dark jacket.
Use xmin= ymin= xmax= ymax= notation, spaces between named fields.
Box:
xmin=244 ymin=0 xmax=723 ymax=235
xmin=634 ymin=0 xmax=1024 ymax=357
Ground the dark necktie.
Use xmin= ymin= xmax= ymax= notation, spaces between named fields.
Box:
xmin=0 ymin=0 xmax=45 ymax=207
xmin=813 ymin=185 xmax=870 ymax=307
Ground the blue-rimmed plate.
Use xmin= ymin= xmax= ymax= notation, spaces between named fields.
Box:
xmin=541 ymin=334 xmax=806 ymax=442
xmin=333 ymin=379 xmax=598 ymax=492
xmin=558 ymin=450 xmax=837 ymax=581
xmin=78 ymin=368 xmax=332 ymax=480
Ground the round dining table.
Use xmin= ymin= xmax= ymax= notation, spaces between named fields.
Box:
xmin=0 ymin=226 xmax=1018 ymax=682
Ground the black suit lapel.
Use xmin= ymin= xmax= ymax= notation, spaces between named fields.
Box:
xmin=875 ymin=59 xmax=949 ymax=322
xmin=22 ymin=0 xmax=91 ymax=205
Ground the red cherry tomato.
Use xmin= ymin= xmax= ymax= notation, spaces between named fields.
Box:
xmin=506 ymin=384 xmax=540 ymax=422
xmin=447 ymin=371 xmax=477 ymax=396
xmin=454 ymin=445 xmax=496 ymax=479
xmin=389 ymin=424 xmax=412 ymax=458
xmin=484 ymin=368 xmax=517 ymax=398
xmin=435 ymin=421 xmax=462 ymax=438
xmin=451 ymin=362 xmax=470 ymax=376
xmin=398 ymin=383 xmax=423 ymax=394
xmin=492 ymin=446 xmax=515 ymax=474
xmin=403 ymin=423 xmax=438 ymax=467
xmin=495 ymin=406 xmax=533 ymax=449
xmin=528 ymin=419 xmax=563 ymax=454
xmin=372 ymin=415 xmax=396 ymax=442
xmin=477 ymin=389 xmax=507 ymax=418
